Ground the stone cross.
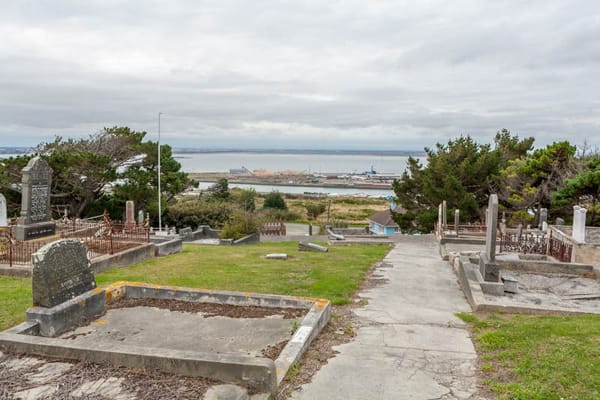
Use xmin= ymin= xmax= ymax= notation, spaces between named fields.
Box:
xmin=15 ymin=157 xmax=56 ymax=240
xmin=0 ymin=193 xmax=7 ymax=227
xmin=31 ymin=240 xmax=96 ymax=308
xmin=479 ymin=194 xmax=500 ymax=282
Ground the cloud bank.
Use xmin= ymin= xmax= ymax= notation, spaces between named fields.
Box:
xmin=0 ymin=1 xmax=598 ymax=150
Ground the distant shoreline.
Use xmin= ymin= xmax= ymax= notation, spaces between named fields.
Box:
xmin=172 ymin=149 xmax=425 ymax=157
xmin=0 ymin=147 xmax=425 ymax=158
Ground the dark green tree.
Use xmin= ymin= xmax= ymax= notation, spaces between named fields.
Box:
xmin=553 ymin=156 xmax=600 ymax=225
xmin=210 ymin=178 xmax=230 ymax=200
xmin=498 ymin=141 xmax=576 ymax=224
xmin=392 ymin=131 xmax=534 ymax=232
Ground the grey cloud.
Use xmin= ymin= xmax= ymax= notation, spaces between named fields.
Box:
xmin=0 ymin=0 xmax=598 ymax=150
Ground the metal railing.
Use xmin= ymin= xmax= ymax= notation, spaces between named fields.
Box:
xmin=548 ymin=236 xmax=573 ymax=263
xmin=0 ymin=211 xmax=150 ymax=267
xmin=500 ymin=231 xmax=547 ymax=255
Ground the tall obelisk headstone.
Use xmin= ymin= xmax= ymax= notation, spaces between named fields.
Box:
xmin=15 ymin=157 xmax=56 ymax=240
xmin=0 ymin=193 xmax=7 ymax=227
xmin=479 ymin=194 xmax=500 ymax=282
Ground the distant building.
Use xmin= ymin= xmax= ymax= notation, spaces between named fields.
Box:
xmin=229 ymin=166 xmax=252 ymax=175
xmin=368 ymin=206 xmax=404 ymax=235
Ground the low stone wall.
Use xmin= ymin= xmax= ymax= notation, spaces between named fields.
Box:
xmin=150 ymin=237 xmax=183 ymax=256
xmin=330 ymin=227 xmax=370 ymax=236
xmin=182 ymin=225 xmax=221 ymax=241
xmin=497 ymin=258 xmax=595 ymax=278
xmin=91 ymin=243 xmax=155 ymax=274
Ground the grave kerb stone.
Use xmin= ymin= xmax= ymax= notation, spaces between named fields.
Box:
xmin=31 ymin=240 xmax=96 ymax=308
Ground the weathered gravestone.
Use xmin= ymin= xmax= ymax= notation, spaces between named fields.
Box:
xmin=32 ymin=240 xmax=96 ymax=308
xmin=298 ymin=242 xmax=329 ymax=252
xmin=0 ymin=193 xmax=7 ymax=227
xmin=539 ymin=208 xmax=548 ymax=230
xmin=15 ymin=157 xmax=56 ymax=240
xmin=125 ymin=200 xmax=135 ymax=228
xmin=479 ymin=194 xmax=500 ymax=283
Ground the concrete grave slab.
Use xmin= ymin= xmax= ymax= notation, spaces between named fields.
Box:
xmin=0 ymin=282 xmax=331 ymax=396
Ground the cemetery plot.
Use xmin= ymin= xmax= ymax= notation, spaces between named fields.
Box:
xmin=0 ymin=282 xmax=330 ymax=397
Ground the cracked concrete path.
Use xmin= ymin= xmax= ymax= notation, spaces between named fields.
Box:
xmin=292 ymin=235 xmax=485 ymax=400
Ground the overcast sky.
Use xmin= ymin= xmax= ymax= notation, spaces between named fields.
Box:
xmin=0 ymin=1 xmax=598 ymax=151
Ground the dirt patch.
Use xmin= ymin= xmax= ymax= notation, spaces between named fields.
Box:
xmin=0 ymin=353 xmax=225 ymax=399
xmin=275 ymin=304 xmax=357 ymax=399
xmin=108 ymin=297 xmax=307 ymax=319
xmin=261 ymin=340 xmax=289 ymax=360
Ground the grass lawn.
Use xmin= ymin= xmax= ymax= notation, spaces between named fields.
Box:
xmin=457 ymin=312 xmax=600 ymax=400
xmin=0 ymin=242 xmax=390 ymax=331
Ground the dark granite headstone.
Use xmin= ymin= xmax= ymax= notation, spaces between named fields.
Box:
xmin=15 ymin=157 xmax=56 ymax=240
xmin=32 ymin=240 xmax=96 ymax=308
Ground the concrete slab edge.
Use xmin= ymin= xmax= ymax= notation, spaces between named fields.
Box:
xmin=274 ymin=300 xmax=331 ymax=384
xmin=449 ymin=252 xmax=599 ymax=316
xmin=25 ymin=288 xmax=106 ymax=337
xmin=106 ymin=281 xmax=319 ymax=310
xmin=0 ymin=332 xmax=277 ymax=394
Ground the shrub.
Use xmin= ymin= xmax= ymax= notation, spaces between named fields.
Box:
xmin=263 ymin=191 xmax=287 ymax=210
xmin=233 ymin=188 xmax=257 ymax=212
xmin=221 ymin=211 xmax=259 ymax=240
xmin=164 ymin=197 xmax=233 ymax=229
xmin=305 ymin=202 xmax=327 ymax=220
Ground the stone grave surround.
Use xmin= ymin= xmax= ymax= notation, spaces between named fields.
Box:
xmin=15 ymin=157 xmax=56 ymax=240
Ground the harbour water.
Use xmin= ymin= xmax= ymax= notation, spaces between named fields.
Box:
xmin=197 ymin=181 xmax=394 ymax=197
xmin=1 ymin=151 xmax=422 ymax=196
xmin=174 ymin=152 xmax=420 ymax=174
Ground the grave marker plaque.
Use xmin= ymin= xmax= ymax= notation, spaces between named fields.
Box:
xmin=32 ymin=240 xmax=96 ymax=308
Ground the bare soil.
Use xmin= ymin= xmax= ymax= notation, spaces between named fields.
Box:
xmin=0 ymin=353 xmax=224 ymax=399
xmin=108 ymin=297 xmax=307 ymax=319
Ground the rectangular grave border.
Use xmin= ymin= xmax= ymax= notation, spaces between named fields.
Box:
xmin=0 ymin=282 xmax=331 ymax=395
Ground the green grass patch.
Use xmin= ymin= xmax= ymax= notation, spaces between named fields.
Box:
xmin=0 ymin=276 xmax=32 ymax=331
xmin=460 ymin=312 xmax=600 ymax=400
xmin=97 ymin=243 xmax=389 ymax=304
xmin=0 ymin=243 xmax=390 ymax=331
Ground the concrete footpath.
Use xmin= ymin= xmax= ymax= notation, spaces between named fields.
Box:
xmin=292 ymin=235 xmax=484 ymax=400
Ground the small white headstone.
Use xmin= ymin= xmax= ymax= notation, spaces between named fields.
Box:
xmin=265 ymin=253 xmax=288 ymax=260
xmin=0 ymin=193 xmax=7 ymax=227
